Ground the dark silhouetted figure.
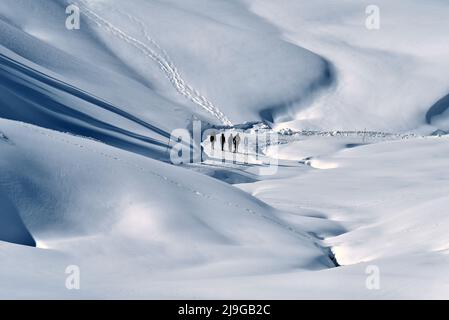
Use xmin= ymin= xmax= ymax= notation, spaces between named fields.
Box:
xmin=210 ymin=132 xmax=216 ymax=150
xmin=220 ymin=133 xmax=226 ymax=151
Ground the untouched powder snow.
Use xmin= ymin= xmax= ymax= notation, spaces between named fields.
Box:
xmin=239 ymin=136 xmax=449 ymax=264
xmin=236 ymin=135 xmax=449 ymax=298
xmin=0 ymin=119 xmax=334 ymax=298
xmin=247 ymin=0 xmax=449 ymax=132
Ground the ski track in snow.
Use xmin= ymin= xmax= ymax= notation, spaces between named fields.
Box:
xmin=76 ymin=0 xmax=233 ymax=126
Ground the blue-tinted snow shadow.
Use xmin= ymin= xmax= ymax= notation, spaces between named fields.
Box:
xmin=0 ymin=193 xmax=35 ymax=247
xmin=258 ymin=59 xmax=335 ymax=124
xmin=425 ymin=93 xmax=449 ymax=126
xmin=0 ymin=53 xmax=172 ymax=161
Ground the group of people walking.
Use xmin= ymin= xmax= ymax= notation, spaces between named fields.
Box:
xmin=210 ymin=132 xmax=241 ymax=153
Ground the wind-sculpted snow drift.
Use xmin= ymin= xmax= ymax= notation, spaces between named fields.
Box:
xmin=0 ymin=119 xmax=334 ymax=298
xmin=246 ymin=0 xmax=449 ymax=132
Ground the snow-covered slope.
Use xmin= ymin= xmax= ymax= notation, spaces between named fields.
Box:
xmin=1 ymin=0 xmax=449 ymax=299
xmin=0 ymin=0 xmax=332 ymax=133
xmin=246 ymin=0 xmax=449 ymax=132
xmin=237 ymin=134 xmax=449 ymax=298
xmin=240 ymin=136 xmax=449 ymax=263
xmin=0 ymin=119 xmax=334 ymax=298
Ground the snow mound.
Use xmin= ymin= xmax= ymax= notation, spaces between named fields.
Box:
xmin=0 ymin=118 xmax=334 ymax=297
xmin=241 ymin=135 xmax=449 ymax=267
xmin=246 ymin=0 xmax=449 ymax=131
